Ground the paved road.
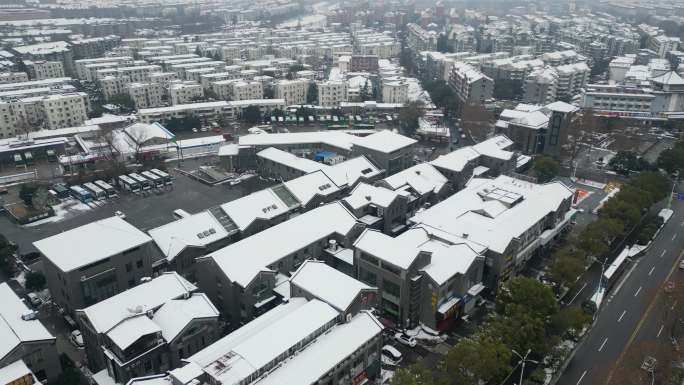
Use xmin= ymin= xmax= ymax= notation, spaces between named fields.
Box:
xmin=558 ymin=194 xmax=684 ymax=385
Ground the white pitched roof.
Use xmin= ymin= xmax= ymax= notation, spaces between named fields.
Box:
xmin=289 ymin=260 xmax=372 ymax=311
xmin=0 ymin=360 xmax=35 ymax=385
xmin=344 ymin=182 xmax=400 ymax=210
xmin=153 ymin=294 xmax=219 ymax=342
xmin=255 ymin=311 xmax=383 ymax=385
xmin=123 ymin=122 xmax=175 ymax=144
xmin=472 ymin=135 xmax=515 ymax=161
xmin=80 ymin=272 xmax=196 ymax=334
xmin=353 ymin=130 xmax=417 ymax=153
xmin=209 ymin=202 xmax=358 ymax=288
xmin=430 ymin=147 xmax=480 ymax=172
xmin=0 ymin=283 xmax=54 ymax=360
xmin=106 ymin=315 xmax=161 ymax=351
xmin=383 ymin=163 xmax=448 ymax=195
xmin=148 ymin=211 xmax=230 ymax=261
xmin=282 ymin=170 xmax=341 ymax=206
xmin=33 ymin=216 xmax=151 ymax=272
xmin=410 ymin=175 xmax=573 ymax=253
xmin=194 ymin=299 xmax=339 ymax=385
xmin=220 ymin=187 xmax=293 ymax=231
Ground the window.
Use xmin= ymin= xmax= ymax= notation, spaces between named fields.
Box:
xmin=359 ymin=268 xmax=377 ymax=285
xmin=383 ymin=279 xmax=401 ymax=297
xmin=136 ymin=260 xmax=143 ymax=268
xmin=360 ymin=252 xmax=379 ymax=266
xmin=381 ymin=262 xmax=401 ymax=276
xmin=125 ymin=263 xmax=132 ymax=272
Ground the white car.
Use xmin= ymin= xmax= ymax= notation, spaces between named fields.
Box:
xmin=394 ymin=332 xmax=417 ymax=347
xmin=192 ymin=128 xmax=198 ymax=133
xmin=70 ymin=330 xmax=84 ymax=349
xmin=114 ymin=210 xmax=126 ymax=219
xmin=679 ymin=259 xmax=684 ymax=270
xmin=382 ymin=345 xmax=402 ymax=365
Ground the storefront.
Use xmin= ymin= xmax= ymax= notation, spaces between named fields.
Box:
xmin=435 ymin=297 xmax=461 ymax=332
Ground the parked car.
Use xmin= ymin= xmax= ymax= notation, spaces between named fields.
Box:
xmin=114 ymin=210 xmax=126 ymax=219
xmin=27 ymin=293 xmax=41 ymax=307
xmin=394 ymin=332 xmax=417 ymax=347
xmin=381 ymin=345 xmax=402 ymax=365
xmin=70 ymin=330 xmax=84 ymax=348
xmin=680 ymin=260 xmax=684 ymax=270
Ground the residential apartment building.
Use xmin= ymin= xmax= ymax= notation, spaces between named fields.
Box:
xmin=555 ymin=62 xmax=589 ymax=98
xmin=100 ymin=75 xmax=129 ymax=100
xmin=354 ymin=227 xmax=484 ymax=330
xmin=76 ymin=273 xmax=220 ymax=384
xmin=349 ymin=55 xmax=379 ymax=72
xmin=318 ymin=80 xmax=347 ymax=107
xmin=34 ymin=216 xmax=157 ymax=313
xmin=196 ymin=202 xmax=365 ymax=325
xmin=379 ymin=162 xmax=452 ymax=213
xmin=343 ymin=183 xmax=409 ymax=235
xmin=0 ymin=283 xmax=61 ymax=383
xmin=169 ymin=81 xmax=204 ymax=105
xmin=406 ymin=23 xmax=438 ymax=51
xmin=581 ymin=84 xmax=655 ymax=115
xmin=169 ymin=298 xmax=384 ymax=385
xmin=137 ymin=99 xmax=285 ymax=124
xmin=231 ymin=80 xmax=263 ymax=101
xmin=382 ymin=78 xmax=409 ymax=104
xmin=448 ymin=62 xmax=494 ymax=105
xmin=25 ymin=60 xmax=65 ymax=80
xmin=40 ymin=93 xmax=89 ymax=130
xmin=74 ymin=56 xmax=134 ymax=80
xmin=649 ymin=35 xmax=680 ymax=58
xmin=410 ymin=175 xmax=575 ymax=287
xmin=0 ymin=72 xmax=28 ymax=84
xmin=523 ymin=67 xmax=558 ymax=105
xmin=128 ymin=82 xmax=164 ymax=109
xmin=274 ymin=78 xmax=309 ymax=106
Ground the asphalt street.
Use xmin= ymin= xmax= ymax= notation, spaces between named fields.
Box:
xmin=558 ymin=190 xmax=684 ymax=385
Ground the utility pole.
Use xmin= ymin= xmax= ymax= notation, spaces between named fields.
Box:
xmin=668 ymin=170 xmax=679 ymax=210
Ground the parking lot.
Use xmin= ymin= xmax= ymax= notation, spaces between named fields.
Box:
xmin=0 ymin=163 xmax=275 ymax=253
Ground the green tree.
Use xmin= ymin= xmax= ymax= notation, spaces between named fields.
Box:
xmin=497 ymin=276 xmax=559 ymax=321
xmin=243 ymin=105 xmax=262 ymax=124
xmin=19 ymin=184 xmax=38 ymax=206
xmin=550 ymin=306 xmax=591 ymax=336
xmin=391 ymin=364 xmax=433 ymax=385
xmin=442 ymin=334 xmax=512 ymax=385
xmin=493 ymin=79 xmax=523 ymax=100
xmin=398 ymin=100 xmax=425 ymax=136
xmin=548 ymin=248 xmax=585 ymax=289
xmin=609 ymin=151 xmax=650 ymax=175
xmin=533 ymin=155 xmax=560 ymax=183
xmin=194 ymin=46 xmax=202 ymax=56
xmin=657 ymin=141 xmax=684 ymax=174
xmin=307 ymin=82 xmax=318 ymax=104
xmin=109 ymin=93 xmax=135 ymax=110
xmin=626 ymin=171 xmax=670 ymax=203
xmin=25 ymin=271 xmax=46 ymax=291
xmin=489 ymin=309 xmax=551 ymax=356
xmin=360 ymin=80 xmax=372 ymax=102
xmin=578 ymin=218 xmax=624 ymax=257
xmin=599 ymin=197 xmax=642 ymax=228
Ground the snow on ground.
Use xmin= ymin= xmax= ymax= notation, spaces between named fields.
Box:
xmin=23 ymin=199 xmax=92 ymax=227
xmin=14 ymin=271 xmax=25 ymax=288
xmin=381 ymin=369 xmax=395 ymax=384
xmin=405 ymin=324 xmax=447 ymax=342
xmin=278 ymin=14 xmax=327 ymax=28
xmin=573 ymin=179 xmax=606 ymax=189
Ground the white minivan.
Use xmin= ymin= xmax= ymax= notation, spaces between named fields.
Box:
xmin=381 ymin=345 xmax=402 ymax=365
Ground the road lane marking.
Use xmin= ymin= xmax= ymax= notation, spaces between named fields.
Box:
xmin=577 ymin=370 xmax=587 ymax=385
xmin=673 ymin=234 xmax=678 ymax=241
xmin=598 ymin=338 xmax=608 ymax=352
xmin=618 ymin=310 xmax=626 ymax=322
xmin=606 ymin=246 xmax=684 ymax=385
xmin=568 ymin=282 xmax=587 ymax=304
xmin=657 ymin=325 xmax=664 ymax=338
xmin=661 ymin=250 xmax=667 ymax=258
xmin=648 ymin=266 xmax=655 ymax=276
xmin=634 ymin=286 xmax=642 ymax=297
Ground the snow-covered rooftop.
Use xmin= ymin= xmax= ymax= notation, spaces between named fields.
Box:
xmin=153 ymin=293 xmax=219 ymax=342
xmin=289 ymin=260 xmax=373 ymax=312
xmin=382 ymin=163 xmax=448 ymax=196
xmin=343 ymin=182 xmax=402 ymax=210
xmin=207 ymin=202 xmax=358 ymax=288
xmin=148 ymin=211 xmax=230 ymax=261
xmin=33 ymin=216 xmax=152 ymax=272
xmin=282 ymin=170 xmax=341 ymax=206
xmin=0 ymin=283 xmax=54 ymax=360
xmin=220 ymin=187 xmax=297 ymax=232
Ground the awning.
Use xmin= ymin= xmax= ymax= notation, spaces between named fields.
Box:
xmin=467 ymin=283 xmax=485 ymax=296
xmin=437 ymin=297 xmax=460 ymax=315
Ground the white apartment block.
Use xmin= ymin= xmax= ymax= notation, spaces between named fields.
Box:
xmin=128 ymin=82 xmax=164 ymax=109
xmin=115 ymin=65 xmax=162 ymax=83
xmin=149 ymin=72 xmax=178 ymax=87
xmin=523 ymin=67 xmax=558 ymax=105
xmin=25 ymin=60 xmax=65 ymax=80
xmin=317 ymin=80 xmax=347 ymax=107
xmin=41 ymin=93 xmax=89 ymax=130
xmin=74 ymin=56 xmax=134 ymax=80
xmin=448 ymin=62 xmax=494 ymax=104
xmin=99 ymin=76 xmax=130 ymax=100
xmin=169 ymin=82 xmax=204 ymax=105
xmin=221 ymin=46 xmax=241 ymax=62
xmin=137 ymin=99 xmax=285 ymax=124
xmin=406 ymin=23 xmax=438 ymax=51
xmin=231 ymin=80 xmax=263 ymax=101
xmin=201 ymin=72 xmax=241 ymax=90
xmin=556 ymin=62 xmax=589 ymax=98
xmin=274 ymin=78 xmax=309 ymax=106
xmin=0 ymin=72 xmax=28 ymax=84
xmin=211 ymin=79 xmax=236 ymax=100
xmin=649 ymin=35 xmax=680 ymax=58
xmin=382 ymin=78 xmax=409 ymax=104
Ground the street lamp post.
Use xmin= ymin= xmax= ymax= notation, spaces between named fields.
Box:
xmin=512 ymin=349 xmax=539 ymax=385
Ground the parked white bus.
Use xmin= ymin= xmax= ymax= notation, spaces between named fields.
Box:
xmin=118 ymin=175 xmax=140 ymax=193
xmin=83 ymin=182 xmax=106 ymax=200
xmin=150 ymin=169 xmax=172 ymax=186
xmin=94 ymin=180 xmax=118 ymax=198
xmin=141 ymin=171 xmax=163 ymax=188
xmin=129 ymin=173 xmax=151 ymax=191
